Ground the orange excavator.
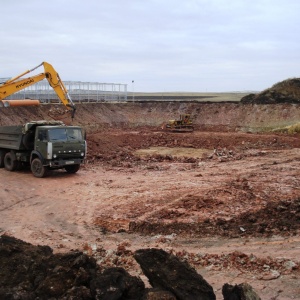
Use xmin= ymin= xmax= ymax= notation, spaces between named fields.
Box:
xmin=0 ymin=62 xmax=76 ymax=119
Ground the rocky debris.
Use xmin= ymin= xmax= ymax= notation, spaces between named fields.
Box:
xmin=134 ymin=248 xmax=216 ymax=300
xmin=205 ymin=147 xmax=239 ymax=162
xmin=241 ymin=78 xmax=300 ymax=104
xmin=74 ymin=241 xmax=299 ymax=286
xmin=222 ymin=282 xmax=261 ymax=300
xmin=174 ymin=250 xmax=299 ymax=278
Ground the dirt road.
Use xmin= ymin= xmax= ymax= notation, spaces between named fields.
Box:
xmin=0 ymin=129 xmax=299 ymax=299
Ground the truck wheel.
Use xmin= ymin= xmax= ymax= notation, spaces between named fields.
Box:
xmin=31 ymin=158 xmax=48 ymax=178
xmin=0 ymin=150 xmax=5 ymax=168
xmin=65 ymin=164 xmax=80 ymax=174
xmin=4 ymin=152 xmax=18 ymax=171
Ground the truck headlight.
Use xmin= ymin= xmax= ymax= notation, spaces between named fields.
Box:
xmin=81 ymin=152 xmax=85 ymax=157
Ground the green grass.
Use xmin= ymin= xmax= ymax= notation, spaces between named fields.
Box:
xmin=287 ymin=123 xmax=300 ymax=134
xmin=272 ymin=122 xmax=300 ymax=134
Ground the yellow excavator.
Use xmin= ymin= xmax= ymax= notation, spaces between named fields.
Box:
xmin=164 ymin=114 xmax=194 ymax=132
xmin=0 ymin=62 xmax=76 ymax=119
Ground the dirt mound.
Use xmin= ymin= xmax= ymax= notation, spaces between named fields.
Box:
xmin=0 ymin=235 xmax=143 ymax=299
xmin=241 ymin=78 xmax=300 ymax=104
xmin=129 ymin=197 xmax=300 ymax=237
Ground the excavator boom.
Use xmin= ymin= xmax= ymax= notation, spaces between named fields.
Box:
xmin=0 ymin=73 xmax=46 ymax=97
xmin=0 ymin=62 xmax=76 ymax=119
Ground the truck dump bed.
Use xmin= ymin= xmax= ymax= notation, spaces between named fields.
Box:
xmin=0 ymin=125 xmax=26 ymax=150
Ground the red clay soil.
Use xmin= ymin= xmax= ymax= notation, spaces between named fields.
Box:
xmin=1 ymin=126 xmax=299 ymax=299
xmin=0 ymin=97 xmax=300 ymax=299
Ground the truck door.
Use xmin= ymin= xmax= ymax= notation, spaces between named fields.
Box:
xmin=35 ymin=128 xmax=49 ymax=160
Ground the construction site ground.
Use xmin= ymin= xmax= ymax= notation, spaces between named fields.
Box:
xmin=0 ymin=101 xmax=300 ymax=299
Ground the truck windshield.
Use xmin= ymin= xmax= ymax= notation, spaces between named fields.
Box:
xmin=48 ymin=128 xmax=82 ymax=141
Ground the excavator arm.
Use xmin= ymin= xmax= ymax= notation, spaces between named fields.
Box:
xmin=0 ymin=62 xmax=76 ymax=119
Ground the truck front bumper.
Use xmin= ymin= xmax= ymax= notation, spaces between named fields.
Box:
xmin=48 ymin=158 xmax=85 ymax=168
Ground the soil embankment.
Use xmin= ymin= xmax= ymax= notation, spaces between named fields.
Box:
xmin=1 ymin=101 xmax=300 ymax=132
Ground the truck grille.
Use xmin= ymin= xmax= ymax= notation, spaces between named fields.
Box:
xmin=56 ymin=152 xmax=83 ymax=159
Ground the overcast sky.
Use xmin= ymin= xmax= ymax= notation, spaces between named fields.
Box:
xmin=1 ymin=0 xmax=299 ymax=92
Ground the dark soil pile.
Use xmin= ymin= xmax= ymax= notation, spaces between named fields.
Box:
xmin=241 ymin=78 xmax=300 ymax=104
xmin=0 ymin=235 xmax=232 ymax=300
xmin=0 ymin=235 xmax=145 ymax=299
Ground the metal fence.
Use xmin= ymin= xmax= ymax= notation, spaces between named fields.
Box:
xmin=0 ymin=79 xmax=128 ymax=103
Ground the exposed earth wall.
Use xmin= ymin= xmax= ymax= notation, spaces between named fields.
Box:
xmin=0 ymin=102 xmax=299 ymax=132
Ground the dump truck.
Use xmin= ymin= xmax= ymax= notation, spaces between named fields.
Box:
xmin=164 ymin=114 xmax=194 ymax=132
xmin=0 ymin=120 xmax=86 ymax=177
